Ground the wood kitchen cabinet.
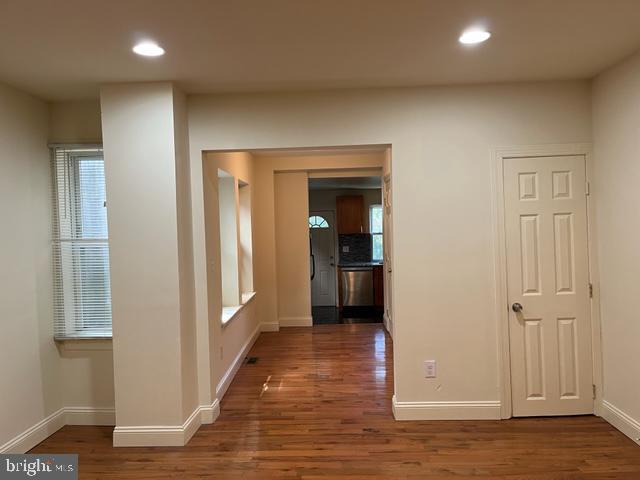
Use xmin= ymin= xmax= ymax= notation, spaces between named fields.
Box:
xmin=373 ymin=265 xmax=384 ymax=307
xmin=336 ymin=195 xmax=364 ymax=234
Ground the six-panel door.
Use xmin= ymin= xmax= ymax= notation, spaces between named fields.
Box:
xmin=504 ymin=155 xmax=593 ymax=416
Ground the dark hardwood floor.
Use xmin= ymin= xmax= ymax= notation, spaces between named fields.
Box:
xmin=312 ymin=306 xmax=383 ymax=324
xmin=32 ymin=325 xmax=640 ymax=479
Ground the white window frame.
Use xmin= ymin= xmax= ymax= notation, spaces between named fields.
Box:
xmin=51 ymin=145 xmax=112 ymax=339
xmin=370 ymin=204 xmax=383 ymax=262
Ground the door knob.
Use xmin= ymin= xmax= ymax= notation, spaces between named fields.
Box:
xmin=512 ymin=303 xmax=523 ymax=313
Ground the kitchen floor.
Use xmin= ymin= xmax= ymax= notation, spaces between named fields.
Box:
xmin=312 ymin=306 xmax=383 ymax=325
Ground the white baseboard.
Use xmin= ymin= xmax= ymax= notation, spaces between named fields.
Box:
xmin=113 ymin=425 xmax=185 ymax=447
xmin=600 ymin=400 xmax=640 ymax=446
xmin=112 ymin=399 xmax=222 ymax=447
xmin=199 ymin=399 xmax=220 ymax=424
xmin=279 ymin=316 xmax=313 ymax=327
xmin=113 ymin=404 xmax=202 ymax=447
xmin=392 ymin=396 xmax=501 ymax=420
xmin=216 ymin=321 xmax=262 ymax=400
xmin=261 ymin=322 xmax=280 ymax=332
xmin=0 ymin=406 xmax=116 ymax=454
xmin=182 ymin=407 xmax=202 ymax=445
xmin=2 ymin=401 xmax=219 ymax=451
xmin=0 ymin=408 xmax=66 ymax=454
xmin=4 ymin=319 xmax=274 ymax=452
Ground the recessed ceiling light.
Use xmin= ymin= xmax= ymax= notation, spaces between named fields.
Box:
xmin=459 ymin=30 xmax=491 ymax=45
xmin=132 ymin=41 xmax=165 ymax=57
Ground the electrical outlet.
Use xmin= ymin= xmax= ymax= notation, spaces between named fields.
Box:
xmin=342 ymin=246 xmax=350 ymax=253
xmin=424 ymin=360 xmax=437 ymax=378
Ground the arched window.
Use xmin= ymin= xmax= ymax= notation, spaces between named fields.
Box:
xmin=308 ymin=215 xmax=329 ymax=228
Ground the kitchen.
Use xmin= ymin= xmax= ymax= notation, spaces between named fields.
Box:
xmin=308 ymin=176 xmax=385 ymax=324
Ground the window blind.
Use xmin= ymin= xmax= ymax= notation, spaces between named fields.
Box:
xmin=51 ymin=146 xmax=112 ymax=339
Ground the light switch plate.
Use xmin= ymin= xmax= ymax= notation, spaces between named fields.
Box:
xmin=424 ymin=360 xmax=437 ymax=378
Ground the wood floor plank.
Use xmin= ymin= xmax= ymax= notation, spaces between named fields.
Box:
xmin=31 ymin=324 xmax=640 ymax=478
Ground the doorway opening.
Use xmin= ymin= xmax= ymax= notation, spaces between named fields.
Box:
xmin=308 ymin=175 xmax=385 ymax=325
xmin=203 ymin=144 xmax=393 ymax=334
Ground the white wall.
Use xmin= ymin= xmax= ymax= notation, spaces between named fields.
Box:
xmin=48 ymin=100 xmax=102 ymax=144
xmin=48 ymin=99 xmax=115 ymax=415
xmin=0 ymin=82 xmax=60 ymax=450
xmin=202 ymin=151 xmax=259 ymax=401
xmin=0 ymin=86 xmax=115 ymax=453
xmin=101 ymin=83 xmax=198 ymax=445
xmin=274 ymin=172 xmax=312 ymax=326
xmin=188 ymin=82 xmax=591 ymax=416
xmin=173 ymin=87 xmax=199 ymax=423
xmin=592 ymin=51 xmax=640 ymax=444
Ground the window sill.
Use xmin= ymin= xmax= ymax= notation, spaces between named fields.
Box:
xmin=221 ymin=292 xmax=256 ymax=327
xmin=241 ymin=291 xmax=257 ymax=304
xmin=54 ymin=337 xmax=113 ymax=351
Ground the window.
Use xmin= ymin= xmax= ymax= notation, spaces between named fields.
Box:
xmin=217 ymin=169 xmax=255 ymax=325
xmin=238 ymin=180 xmax=254 ymax=299
xmin=308 ymin=215 xmax=329 ymax=228
xmin=370 ymin=205 xmax=383 ymax=262
xmin=51 ymin=146 xmax=112 ymax=339
xmin=218 ymin=170 xmax=240 ymax=309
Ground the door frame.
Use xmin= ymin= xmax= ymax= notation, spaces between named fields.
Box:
xmin=492 ymin=143 xmax=603 ymax=419
xmin=382 ymin=173 xmax=394 ymax=338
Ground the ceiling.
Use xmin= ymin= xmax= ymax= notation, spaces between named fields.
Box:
xmin=309 ymin=177 xmax=381 ymax=191
xmin=2 ymin=0 xmax=640 ymax=101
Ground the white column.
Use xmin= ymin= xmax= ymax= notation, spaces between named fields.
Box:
xmin=100 ymin=82 xmax=199 ymax=446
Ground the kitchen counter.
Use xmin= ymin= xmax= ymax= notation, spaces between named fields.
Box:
xmin=338 ymin=262 xmax=383 ymax=268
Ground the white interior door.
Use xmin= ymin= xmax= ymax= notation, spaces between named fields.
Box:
xmin=383 ymin=175 xmax=393 ymax=336
xmin=504 ymin=155 xmax=593 ymax=417
xmin=310 ymin=210 xmax=336 ymax=306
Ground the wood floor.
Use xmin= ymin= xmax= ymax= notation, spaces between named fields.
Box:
xmin=32 ymin=324 xmax=639 ymax=479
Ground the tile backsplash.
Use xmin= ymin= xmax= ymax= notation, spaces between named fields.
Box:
xmin=339 ymin=234 xmax=372 ymax=263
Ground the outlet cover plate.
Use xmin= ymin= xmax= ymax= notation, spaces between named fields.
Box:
xmin=424 ymin=360 xmax=437 ymax=378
